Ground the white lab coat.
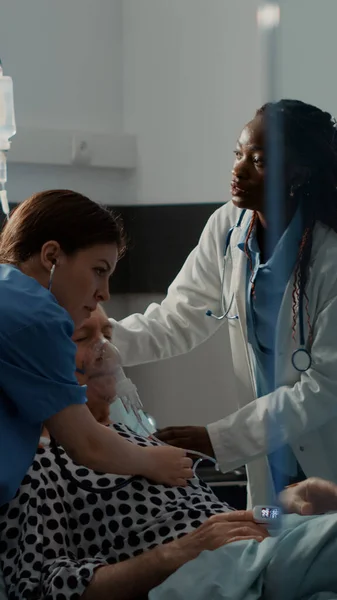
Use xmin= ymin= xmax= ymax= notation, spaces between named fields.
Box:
xmin=111 ymin=202 xmax=337 ymax=507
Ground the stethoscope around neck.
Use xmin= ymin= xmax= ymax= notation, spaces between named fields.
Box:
xmin=205 ymin=210 xmax=312 ymax=373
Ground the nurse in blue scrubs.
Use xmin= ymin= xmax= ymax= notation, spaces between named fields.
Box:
xmin=0 ymin=189 xmax=192 ymax=506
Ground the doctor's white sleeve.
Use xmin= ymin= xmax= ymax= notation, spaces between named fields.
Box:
xmin=208 ymin=283 xmax=337 ymax=473
xmin=110 ymin=208 xmax=226 ymax=366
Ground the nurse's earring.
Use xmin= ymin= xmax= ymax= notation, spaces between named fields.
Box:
xmin=48 ymin=261 xmax=57 ymax=292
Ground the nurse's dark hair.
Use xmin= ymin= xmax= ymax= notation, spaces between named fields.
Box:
xmin=247 ymin=99 xmax=337 ymax=341
xmin=0 ymin=189 xmax=126 ymax=262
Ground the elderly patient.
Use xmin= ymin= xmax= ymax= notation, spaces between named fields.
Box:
xmin=0 ymin=306 xmax=267 ymax=600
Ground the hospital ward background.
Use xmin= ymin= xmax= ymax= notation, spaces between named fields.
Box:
xmin=2 ymin=0 xmax=337 ymax=599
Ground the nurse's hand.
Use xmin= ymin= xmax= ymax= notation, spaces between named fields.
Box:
xmin=279 ymin=477 xmax=337 ymax=515
xmin=141 ymin=446 xmax=194 ymax=486
xmin=156 ymin=426 xmax=215 ymax=458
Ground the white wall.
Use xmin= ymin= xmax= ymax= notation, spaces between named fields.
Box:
xmin=3 ymin=0 xmax=336 ymax=208
xmin=122 ymin=0 xmax=262 ymax=205
xmin=280 ymin=0 xmax=337 ymax=114
xmin=0 ymin=0 xmax=129 ymax=205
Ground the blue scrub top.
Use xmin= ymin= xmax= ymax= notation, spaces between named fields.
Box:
xmin=0 ymin=264 xmax=86 ymax=506
xmin=238 ymin=210 xmax=303 ymax=489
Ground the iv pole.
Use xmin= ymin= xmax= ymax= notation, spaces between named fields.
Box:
xmin=257 ymin=1 xmax=285 ymax=507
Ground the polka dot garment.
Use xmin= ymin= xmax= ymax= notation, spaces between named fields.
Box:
xmin=0 ymin=423 xmax=232 ymax=599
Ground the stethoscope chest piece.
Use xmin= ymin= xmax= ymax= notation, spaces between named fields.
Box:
xmin=291 ymin=347 xmax=312 ymax=372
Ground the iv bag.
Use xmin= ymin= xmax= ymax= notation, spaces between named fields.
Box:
xmin=0 ymin=62 xmax=16 ymax=150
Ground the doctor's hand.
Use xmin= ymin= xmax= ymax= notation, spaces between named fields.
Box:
xmin=156 ymin=426 xmax=215 ymax=458
xmin=141 ymin=445 xmax=194 ymax=487
xmin=279 ymin=477 xmax=337 ymax=516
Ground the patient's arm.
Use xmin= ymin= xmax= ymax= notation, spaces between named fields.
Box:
xmin=81 ymin=543 xmax=178 ymax=600
xmin=82 ymin=512 xmax=269 ymax=600
xmin=45 ymin=403 xmax=193 ymax=486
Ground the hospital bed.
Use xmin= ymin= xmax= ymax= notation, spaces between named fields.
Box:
xmin=197 ymin=463 xmax=247 ymax=509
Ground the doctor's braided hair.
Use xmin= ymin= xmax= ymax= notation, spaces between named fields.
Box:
xmin=247 ymin=99 xmax=337 ymax=342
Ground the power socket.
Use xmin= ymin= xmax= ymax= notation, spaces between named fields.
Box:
xmin=71 ymin=134 xmax=93 ymax=165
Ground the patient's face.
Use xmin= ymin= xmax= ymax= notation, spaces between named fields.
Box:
xmin=72 ymin=306 xmax=116 ymax=425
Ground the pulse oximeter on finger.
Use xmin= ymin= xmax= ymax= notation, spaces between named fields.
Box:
xmin=253 ymin=505 xmax=282 ymax=525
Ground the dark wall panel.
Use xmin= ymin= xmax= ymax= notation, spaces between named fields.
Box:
xmin=110 ymin=204 xmax=222 ymax=293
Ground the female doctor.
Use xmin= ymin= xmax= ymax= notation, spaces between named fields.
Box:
xmin=0 ymin=190 xmax=192 ymax=507
xmin=111 ymin=99 xmax=337 ymax=507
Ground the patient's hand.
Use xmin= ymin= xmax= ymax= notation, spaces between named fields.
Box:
xmin=280 ymin=477 xmax=337 ymax=515
xmin=82 ymin=511 xmax=268 ymax=600
xmin=140 ymin=445 xmax=194 ymax=486
xmin=156 ymin=426 xmax=215 ymax=458
xmin=164 ymin=511 xmax=269 ymax=567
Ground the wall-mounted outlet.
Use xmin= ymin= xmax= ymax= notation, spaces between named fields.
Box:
xmin=8 ymin=128 xmax=137 ymax=169
xmin=72 ymin=134 xmax=93 ymax=165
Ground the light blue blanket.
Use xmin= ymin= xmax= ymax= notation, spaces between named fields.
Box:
xmin=150 ymin=514 xmax=337 ymax=600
